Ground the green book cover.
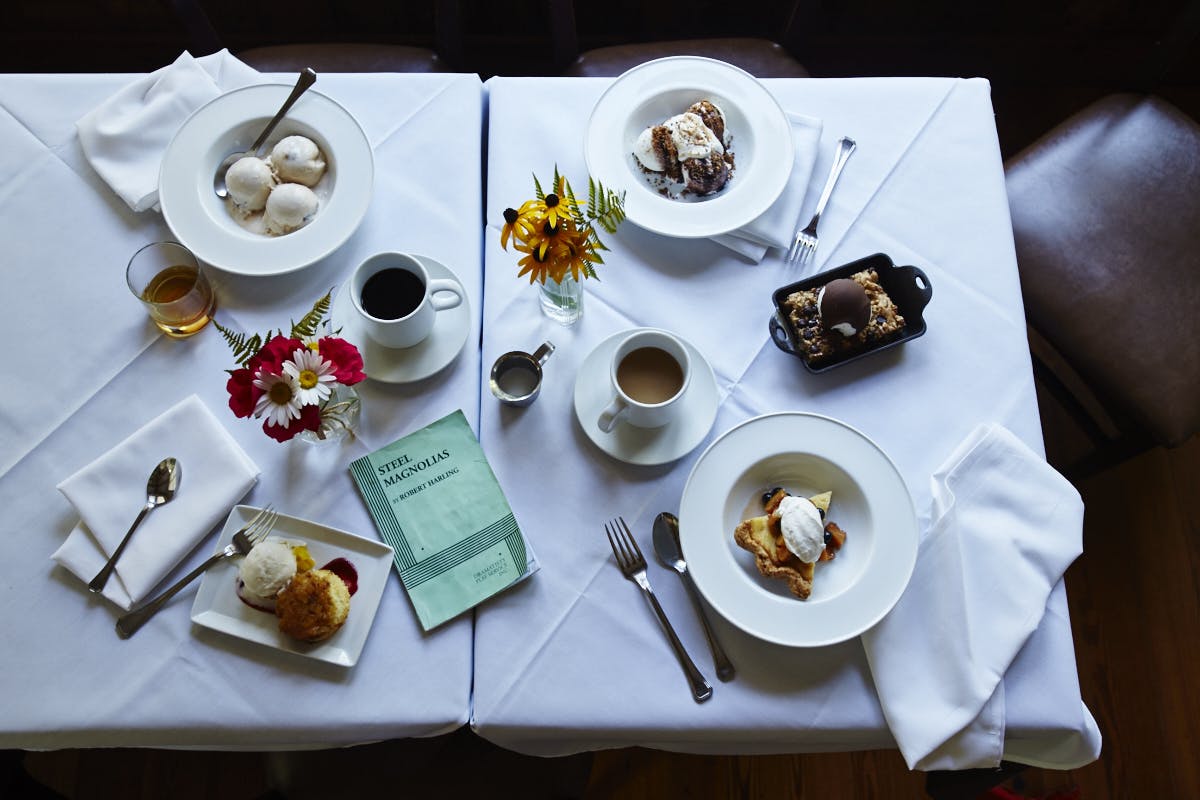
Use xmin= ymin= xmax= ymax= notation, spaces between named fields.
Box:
xmin=349 ymin=409 xmax=538 ymax=630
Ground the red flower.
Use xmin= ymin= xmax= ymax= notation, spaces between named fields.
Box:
xmin=262 ymin=404 xmax=322 ymax=443
xmin=317 ymin=337 xmax=365 ymax=385
xmin=249 ymin=335 xmax=304 ymax=377
xmin=226 ymin=368 xmax=260 ymax=418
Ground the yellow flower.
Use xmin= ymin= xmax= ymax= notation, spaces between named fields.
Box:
xmin=500 ymin=201 xmax=540 ymax=250
xmin=513 ymin=237 xmax=554 ymax=284
xmin=556 ymin=227 xmax=603 ymax=282
xmin=500 ymin=167 xmax=624 ymax=285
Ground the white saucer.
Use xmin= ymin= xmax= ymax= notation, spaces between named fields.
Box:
xmin=573 ymin=328 xmax=720 ymax=466
xmin=331 ymin=255 xmax=471 ymax=384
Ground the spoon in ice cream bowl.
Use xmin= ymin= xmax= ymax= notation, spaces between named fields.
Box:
xmin=213 ymin=67 xmax=317 ymax=199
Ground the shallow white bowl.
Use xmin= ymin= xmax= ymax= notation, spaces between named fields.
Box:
xmin=159 ymin=83 xmax=373 ymax=276
xmin=678 ymin=412 xmax=919 ymax=647
xmin=585 ymin=56 xmax=793 ymax=239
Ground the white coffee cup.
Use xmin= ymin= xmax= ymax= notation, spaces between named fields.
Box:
xmin=598 ymin=329 xmax=692 ymax=432
xmin=350 ymin=252 xmax=464 ymax=348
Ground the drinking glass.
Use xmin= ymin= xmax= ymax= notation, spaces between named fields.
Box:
xmin=126 ymin=242 xmax=216 ymax=338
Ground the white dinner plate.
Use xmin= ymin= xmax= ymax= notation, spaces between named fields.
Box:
xmin=573 ymin=328 xmax=719 ymax=466
xmin=160 ymin=83 xmax=373 ymax=276
xmin=678 ymin=412 xmax=918 ymax=647
xmin=584 ymin=56 xmax=793 ymax=239
xmin=191 ymin=505 xmax=393 ymax=667
xmin=330 ymin=255 xmax=471 ymax=384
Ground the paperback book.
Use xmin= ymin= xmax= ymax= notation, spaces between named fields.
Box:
xmin=349 ymin=410 xmax=537 ymax=630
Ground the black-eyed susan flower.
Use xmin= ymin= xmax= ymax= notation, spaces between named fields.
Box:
xmin=501 ymin=166 xmax=625 ymax=285
xmin=500 ymin=201 xmax=541 ymax=250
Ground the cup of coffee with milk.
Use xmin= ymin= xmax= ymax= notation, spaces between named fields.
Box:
xmin=351 ymin=252 xmax=464 ymax=348
xmin=598 ymin=329 xmax=691 ymax=432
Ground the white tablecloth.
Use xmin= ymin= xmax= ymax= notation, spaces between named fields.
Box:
xmin=471 ymin=76 xmax=1101 ymax=768
xmin=0 ymin=73 xmax=482 ymax=748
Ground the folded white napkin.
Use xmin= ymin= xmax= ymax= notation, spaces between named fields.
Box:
xmin=77 ymin=49 xmax=259 ymax=212
xmin=861 ymin=423 xmax=1084 ymax=770
xmin=711 ymin=112 xmax=823 ymax=262
xmin=52 ymin=394 xmax=259 ymax=610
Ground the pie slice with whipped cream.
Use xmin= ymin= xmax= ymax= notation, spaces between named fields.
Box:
xmin=733 ymin=488 xmax=847 ymax=600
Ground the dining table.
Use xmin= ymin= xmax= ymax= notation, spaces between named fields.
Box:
xmin=471 ymin=75 xmax=1101 ymax=768
xmin=0 ymin=62 xmax=1101 ymax=770
xmin=0 ymin=70 xmax=482 ymax=749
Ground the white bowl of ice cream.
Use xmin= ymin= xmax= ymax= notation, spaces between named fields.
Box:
xmin=585 ymin=56 xmax=793 ymax=239
xmin=160 ymin=83 xmax=373 ymax=276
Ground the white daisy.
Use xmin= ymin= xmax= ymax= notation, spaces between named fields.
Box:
xmin=282 ymin=347 xmax=336 ymax=405
xmin=253 ymin=370 xmax=302 ymax=429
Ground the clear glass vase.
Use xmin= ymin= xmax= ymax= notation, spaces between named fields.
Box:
xmin=297 ymin=385 xmax=361 ymax=444
xmin=539 ymin=274 xmax=584 ymax=326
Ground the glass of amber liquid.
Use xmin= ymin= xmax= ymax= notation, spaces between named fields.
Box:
xmin=126 ymin=242 xmax=216 ymax=338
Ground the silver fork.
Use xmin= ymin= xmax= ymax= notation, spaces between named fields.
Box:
xmin=606 ymin=517 xmax=713 ymax=703
xmin=786 ymin=136 xmax=857 ymax=265
xmin=115 ymin=505 xmax=278 ymax=639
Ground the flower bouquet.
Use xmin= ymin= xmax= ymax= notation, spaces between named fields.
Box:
xmin=215 ymin=292 xmax=364 ymax=443
xmin=501 ymin=167 xmax=625 ymax=324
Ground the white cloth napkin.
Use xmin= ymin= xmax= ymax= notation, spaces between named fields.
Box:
xmin=861 ymin=423 xmax=1084 ymax=770
xmin=711 ymin=112 xmax=823 ymax=262
xmin=76 ymin=49 xmax=259 ymax=212
xmin=52 ymin=395 xmax=259 ymax=610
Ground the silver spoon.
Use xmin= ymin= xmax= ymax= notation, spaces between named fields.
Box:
xmin=88 ymin=457 xmax=180 ymax=593
xmin=213 ymin=67 xmax=317 ymax=198
xmin=653 ymin=511 xmax=735 ymax=681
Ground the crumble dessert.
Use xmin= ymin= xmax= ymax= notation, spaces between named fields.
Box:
xmin=783 ymin=269 xmax=906 ymax=367
xmin=275 ymin=568 xmax=351 ymax=643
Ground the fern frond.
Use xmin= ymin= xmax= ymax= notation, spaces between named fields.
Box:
xmin=214 ymin=319 xmax=266 ymax=368
xmin=591 ymin=182 xmax=626 ymax=234
xmin=290 ymin=289 xmax=333 ymax=339
xmin=533 ymin=172 xmax=546 ymax=200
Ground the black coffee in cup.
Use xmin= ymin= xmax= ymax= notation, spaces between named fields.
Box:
xmin=360 ymin=268 xmax=425 ymax=320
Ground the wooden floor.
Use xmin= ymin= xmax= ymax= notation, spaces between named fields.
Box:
xmin=9 ymin=433 xmax=1199 ymax=798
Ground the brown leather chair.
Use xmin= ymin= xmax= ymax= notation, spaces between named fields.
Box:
xmin=549 ymin=0 xmax=808 ymax=78
xmin=164 ymin=0 xmax=459 ymax=72
xmin=236 ymin=43 xmax=445 ymax=73
xmin=563 ymin=38 xmax=809 ymax=78
xmin=1005 ymin=94 xmax=1200 ymax=475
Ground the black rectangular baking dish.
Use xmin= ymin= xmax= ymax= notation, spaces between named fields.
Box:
xmin=768 ymin=253 xmax=933 ymax=373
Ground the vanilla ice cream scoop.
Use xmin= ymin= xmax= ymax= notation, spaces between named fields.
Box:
xmin=264 ymin=183 xmax=319 ymax=235
xmin=270 ymin=135 xmax=326 ymax=187
xmin=238 ymin=540 xmax=297 ymax=599
xmin=225 ymin=156 xmax=276 ymax=214
xmin=776 ymin=495 xmax=826 ymax=563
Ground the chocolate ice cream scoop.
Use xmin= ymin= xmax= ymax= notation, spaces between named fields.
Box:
xmin=818 ymin=278 xmax=871 ymax=337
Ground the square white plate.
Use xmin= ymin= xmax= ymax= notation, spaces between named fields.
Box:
xmin=191 ymin=505 xmax=393 ymax=667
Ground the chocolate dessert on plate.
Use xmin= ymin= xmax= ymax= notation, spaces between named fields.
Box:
xmin=769 ymin=253 xmax=933 ymax=373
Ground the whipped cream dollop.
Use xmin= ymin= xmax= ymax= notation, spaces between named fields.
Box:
xmin=633 ymin=112 xmax=724 ymax=173
xmin=777 ymin=495 xmax=825 ymax=563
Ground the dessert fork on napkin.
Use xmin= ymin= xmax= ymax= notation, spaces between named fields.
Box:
xmin=76 ymin=49 xmax=259 ymax=212
xmin=861 ymin=423 xmax=1098 ymax=770
xmin=51 ymin=394 xmax=259 ymax=610
xmin=710 ymin=112 xmax=823 ymax=262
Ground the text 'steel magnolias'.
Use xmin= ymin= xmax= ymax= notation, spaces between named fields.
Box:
xmin=215 ymin=292 xmax=364 ymax=443
xmin=501 ymin=167 xmax=626 ymax=285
